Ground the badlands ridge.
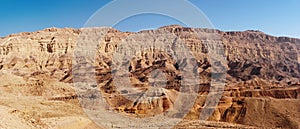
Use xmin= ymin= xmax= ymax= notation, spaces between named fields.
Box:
xmin=0 ymin=25 xmax=299 ymax=129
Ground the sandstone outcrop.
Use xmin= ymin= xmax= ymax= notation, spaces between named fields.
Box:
xmin=0 ymin=25 xmax=299 ymax=129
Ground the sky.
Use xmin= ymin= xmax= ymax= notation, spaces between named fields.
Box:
xmin=0 ymin=0 xmax=299 ymax=38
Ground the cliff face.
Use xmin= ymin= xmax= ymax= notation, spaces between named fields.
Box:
xmin=0 ymin=25 xmax=299 ymax=129
xmin=1 ymin=26 xmax=300 ymax=86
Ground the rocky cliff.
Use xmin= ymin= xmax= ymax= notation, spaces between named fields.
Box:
xmin=0 ymin=25 xmax=299 ymax=129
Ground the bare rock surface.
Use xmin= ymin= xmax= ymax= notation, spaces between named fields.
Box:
xmin=0 ymin=25 xmax=299 ymax=129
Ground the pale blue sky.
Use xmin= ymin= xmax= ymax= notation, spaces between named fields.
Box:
xmin=0 ymin=0 xmax=299 ymax=38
